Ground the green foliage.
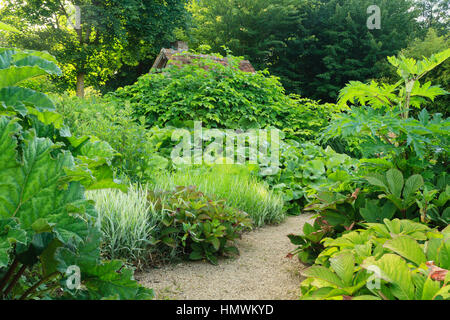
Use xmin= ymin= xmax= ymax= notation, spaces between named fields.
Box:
xmin=0 ymin=48 xmax=152 ymax=299
xmin=413 ymin=1 xmax=450 ymax=35
xmin=289 ymin=50 xmax=449 ymax=286
xmin=323 ymin=50 xmax=450 ymax=169
xmin=110 ymin=52 xmax=337 ymax=140
xmin=151 ymin=164 xmax=285 ymax=227
xmin=188 ymin=0 xmax=421 ymax=101
xmin=288 ymin=190 xmax=365 ymax=264
xmin=323 ymin=107 xmax=449 ymax=164
xmin=55 ymin=93 xmax=169 ymax=182
xmin=416 ymin=173 xmax=450 ymax=226
xmin=365 ymin=168 xmax=424 ymax=218
xmin=1 ymin=0 xmax=189 ymax=95
xmin=379 ymin=28 xmax=450 ymax=116
xmin=287 ymin=218 xmax=331 ymax=265
xmin=0 ymin=22 xmax=18 ymax=33
xmin=87 ymin=185 xmax=162 ymax=270
xmin=149 ymin=186 xmax=252 ymax=265
xmin=187 ymin=0 xmax=310 ymax=94
xmin=336 ymin=48 xmax=450 ymax=115
xmin=263 ymin=141 xmax=359 ymax=214
xmin=290 ymin=165 xmax=449 ymax=264
xmin=300 ymin=219 xmax=450 ymax=300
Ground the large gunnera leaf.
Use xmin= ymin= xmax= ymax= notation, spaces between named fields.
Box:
xmin=0 ymin=48 xmax=61 ymax=116
xmin=0 ymin=116 xmax=95 ymax=243
xmin=56 ymin=228 xmax=155 ymax=300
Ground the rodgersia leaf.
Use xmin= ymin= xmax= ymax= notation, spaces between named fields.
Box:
xmin=362 ymin=254 xmax=415 ymax=300
xmin=383 ymin=236 xmax=426 ymax=266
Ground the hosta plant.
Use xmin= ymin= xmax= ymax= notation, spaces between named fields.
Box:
xmin=263 ymin=140 xmax=359 ymax=214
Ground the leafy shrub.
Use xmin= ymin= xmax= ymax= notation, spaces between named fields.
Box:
xmin=149 ymin=186 xmax=253 ymax=265
xmin=0 ymin=47 xmax=152 ymax=299
xmin=87 ymin=185 xmax=163 ymax=270
xmin=262 ymin=141 xmax=359 ymax=214
xmin=378 ymin=29 xmax=450 ymax=117
xmin=287 ymin=217 xmax=331 ymax=265
xmin=151 ymin=164 xmax=285 ymax=227
xmin=323 ymin=49 xmax=450 ymax=167
xmin=55 ymin=94 xmax=169 ymax=182
xmin=290 ymin=50 xmax=450 ymax=268
xmin=299 ymin=219 xmax=450 ymax=300
xmin=109 ymin=51 xmax=338 ymax=140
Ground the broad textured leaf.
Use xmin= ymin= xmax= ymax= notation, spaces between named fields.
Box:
xmin=362 ymin=254 xmax=415 ymax=300
xmin=330 ymin=252 xmax=355 ymax=287
xmin=386 ymin=169 xmax=404 ymax=198
xmin=383 ymin=236 xmax=426 ymax=266
xmin=302 ymin=266 xmax=344 ymax=288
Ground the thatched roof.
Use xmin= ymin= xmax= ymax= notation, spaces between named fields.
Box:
xmin=151 ymin=44 xmax=255 ymax=73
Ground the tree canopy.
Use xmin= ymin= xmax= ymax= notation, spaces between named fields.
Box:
xmin=1 ymin=0 xmax=189 ymax=96
xmin=188 ymin=0 xmax=427 ymax=101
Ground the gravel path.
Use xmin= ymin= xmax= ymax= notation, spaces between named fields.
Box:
xmin=136 ymin=214 xmax=313 ymax=300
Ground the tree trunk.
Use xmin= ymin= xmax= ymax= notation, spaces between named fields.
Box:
xmin=76 ymin=73 xmax=85 ymax=98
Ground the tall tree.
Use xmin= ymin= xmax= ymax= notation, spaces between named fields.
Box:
xmin=2 ymin=0 xmax=189 ymax=97
xmin=189 ymin=0 xmax=422 ymax=101
xmin=414 ymin=0 xmax=449 ymax=34
xmin=188 ymin=0 xmax=309 ymax=93
xmin=299 ymin=0 xmax=421 ymax=101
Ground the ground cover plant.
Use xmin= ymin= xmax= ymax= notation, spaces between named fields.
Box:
xmin=149 ymin=186 xmax=253 ymax=265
